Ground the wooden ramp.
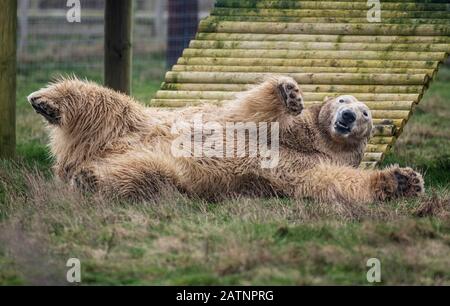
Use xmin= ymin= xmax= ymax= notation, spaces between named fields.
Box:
xmin=151 ymin=0 xmax=450 ymax=168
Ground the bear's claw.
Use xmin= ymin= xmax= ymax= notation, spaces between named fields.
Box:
xmin=376 ymin=166 xmax=424 ymax=201
xmin=277 ymin=79 xmax=304 ymax=115
xmin=71 ymin=169 xmax=98 ymax=193
xmin=393 ymin=167 xmax=424 ymax=198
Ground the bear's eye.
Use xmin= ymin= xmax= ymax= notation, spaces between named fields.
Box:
xmin=339 ymin=99 xmax=345 ymax=103
xmin=363 ymin=111 xmax=369 ymax=117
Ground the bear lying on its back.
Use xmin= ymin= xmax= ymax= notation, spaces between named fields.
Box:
xmin=28 ymin=76 xmax=424 ymax=203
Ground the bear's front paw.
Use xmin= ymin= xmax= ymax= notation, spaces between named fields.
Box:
xmin=70 ymin=168 xmax=98 ymax=193
xmin=27 ymin=93 xmax=61 ymax=125
xmin=375 ymin=167 xmax=424 ymax=201
xmin=277 ymin=78 xmax=304 ymax=115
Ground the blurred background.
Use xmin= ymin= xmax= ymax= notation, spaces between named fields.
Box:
xmin=17 ymin=0 xmax=214 ymax=103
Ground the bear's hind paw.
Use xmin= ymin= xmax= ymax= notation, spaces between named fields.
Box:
xmin=375 ymin=167 xmax=424 ymax=201
xmin=393 ymin=167 xmax=424 ymax=198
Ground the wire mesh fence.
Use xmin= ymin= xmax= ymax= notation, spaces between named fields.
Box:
xmin=167 ymin=0 xmax=199 ymax=69
xmin=17 ymin=0 xmax=214 ymax=101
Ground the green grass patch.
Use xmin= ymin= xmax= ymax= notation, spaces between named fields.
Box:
xmin=0 ymin=63 xmax=449 ymax=285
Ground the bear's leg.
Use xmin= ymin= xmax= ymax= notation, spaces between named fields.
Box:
xmin=97 ymin=153 xmax=182 ymax=201
xmin=301 ymin=164 xmax=424 ymax=203
xmin=69 ymin=153 xmax=181 ymax=201
xmin=225 ymin=76 xmax=304 ymax=123
xmin=258 ymin=161 xmax=424 ymax=204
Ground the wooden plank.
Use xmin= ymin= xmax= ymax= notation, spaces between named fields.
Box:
xmin=165 ymin=71 xmax=429 ymax=85
xmin=205 ymin=16 xmax=450 ymax=25
xmin=177 ymin=57 xmax=439 ymax=70
xmin=182 ymin=49 xmax=447 ymax=62
xmin=373 ymin=119 xmax=404 ymax=129
xmin=363 ymin=153 xmax=384 ymax=162
xmin=199 ymin=20 xmax=450 ymax=36
xmin=161 ymin=83 xmax=424 ymax=94
xmin=366 ymin=144 xmax=389 ymax=152
xmin=369 ymin=137 xmax=395 ymax=145
xmin=156 ymin=90 xmax=420 ymax=102
xmin=172 ymin=64 xmax=435 ymax=76
xmin=211 ymin=8 xmax=450 ymax=19
xmin=373 ymin=125 xmax=396 ymax=137
xmin=360 ymin=162 xmax=377 ymax=170
xmin=214 ymin=0 xmax=450 ymax=11
xmin=196 ymin=33 xmax=450 ymax=45
xmin=189 ymin=40 xmax=450 ymax=53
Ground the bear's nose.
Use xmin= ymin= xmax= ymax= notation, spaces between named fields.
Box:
xmin=341 ymin=110 xmax=356 ymax=124
xmin=30 ymin=96 xmax=39 ymax=104
xmin=27 ymin=93 xmax=40 ymax=105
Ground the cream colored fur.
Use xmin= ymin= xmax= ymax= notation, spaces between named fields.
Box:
xmin=28 ymin=76 xmax=424 ymax=203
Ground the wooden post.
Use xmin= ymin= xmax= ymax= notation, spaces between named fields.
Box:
xmin=167 ymin=0 xmax=199 ymax=69
xmin=0 ymin=1 xmax=17 ymax=159
xmin=104 ymin=0 xmax=133 ymax=95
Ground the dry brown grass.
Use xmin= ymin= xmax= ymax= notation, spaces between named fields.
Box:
xmin=1 ymin=162 xmax=449 ymax=285
xmin=397 ymin=124 xmax=450 ymax=147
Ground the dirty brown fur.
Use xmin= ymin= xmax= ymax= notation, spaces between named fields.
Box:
xmin=28 ymin=76 xmax=424 ymax=203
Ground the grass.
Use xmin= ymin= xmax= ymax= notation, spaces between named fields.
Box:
xmin=382 ymin=67 xmax=450 ymax=188
xmin=0 ymin=60 xmax=449 ymax=285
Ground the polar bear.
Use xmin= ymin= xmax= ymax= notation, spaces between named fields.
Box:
xmin=28 ymin=76 xmax=424 ymax=203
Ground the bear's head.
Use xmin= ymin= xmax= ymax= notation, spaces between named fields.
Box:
xmin=318 ymin=95 xmax=373 ymax=146
xmin=27 ymin=79 xmax=96 ymax=129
